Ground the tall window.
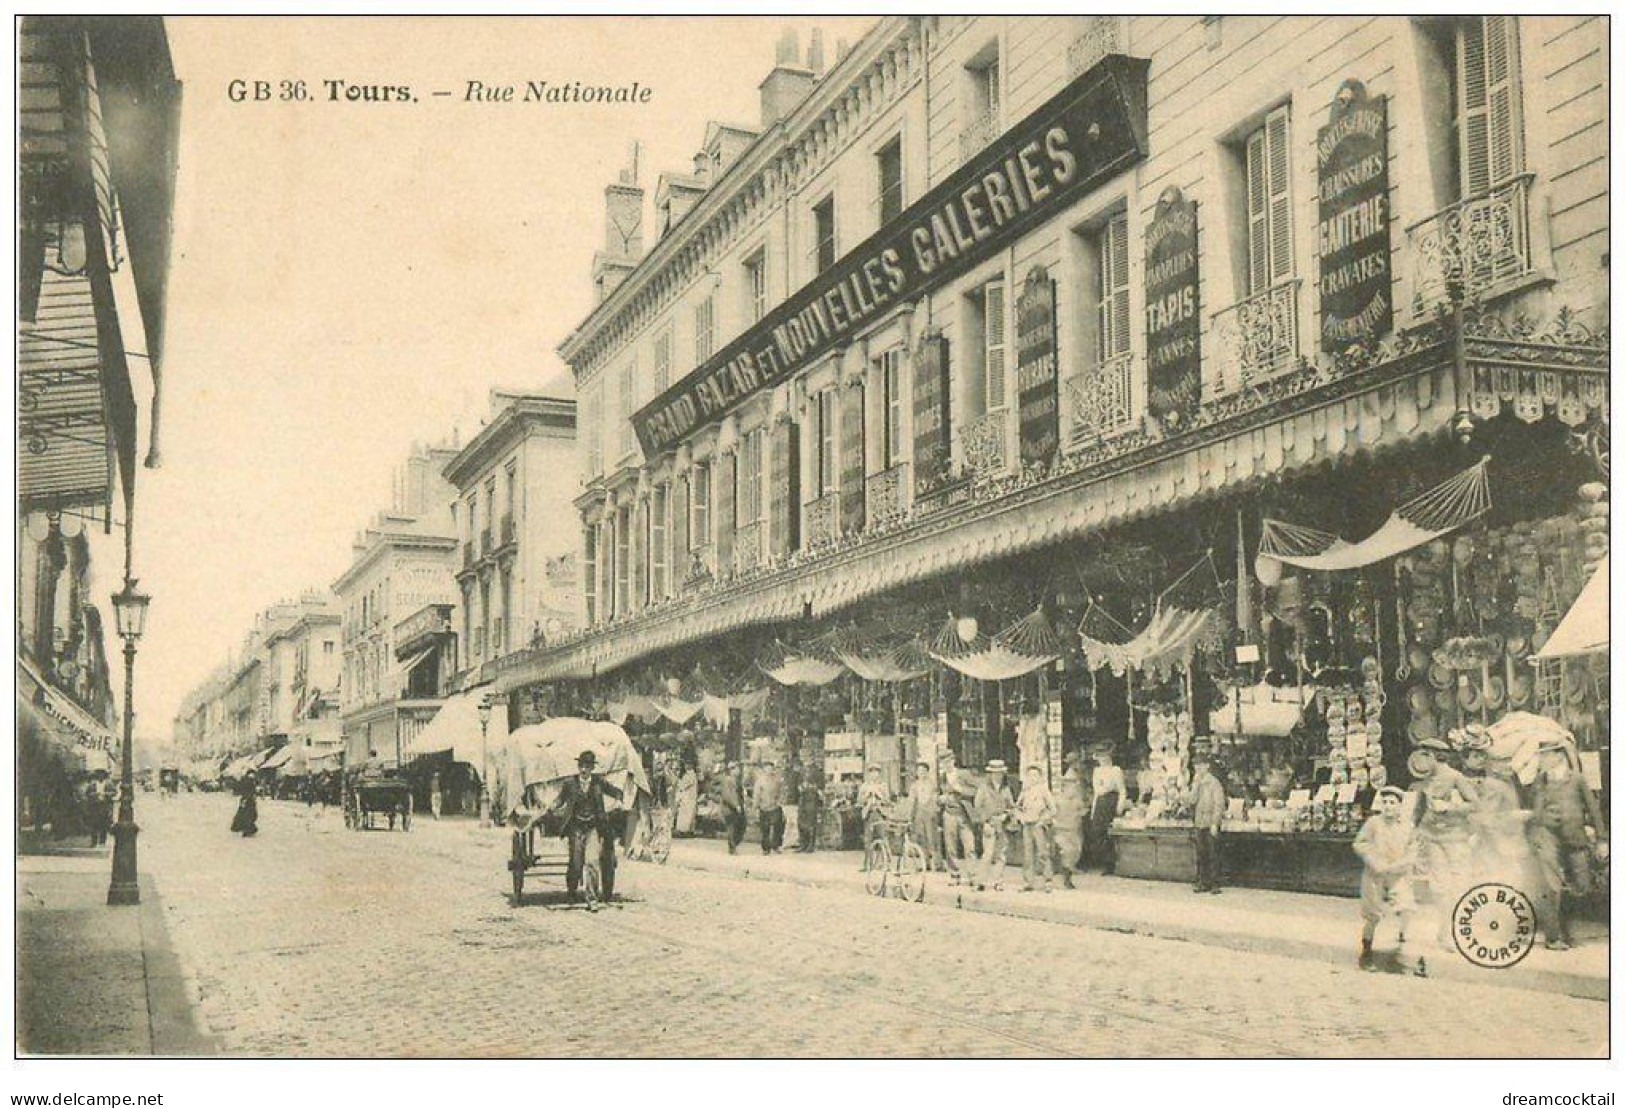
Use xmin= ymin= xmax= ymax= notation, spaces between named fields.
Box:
xmin=740 ymin=429 xmax=765 ymax=522
xmin=484 ymin=477 xmax=497 ymax=536
xmin=1097 ymin=212 xmax=1132 ymax=361
xmin=1244 ymin=106 xmax=1293 ymax=295
xmin=583 ymin=526 xmax=598 ymax=625
xmin=877 ymin=137 xmax=904 ymax=224
xmin=816 ymin=389 xmax=838 ymax=494
xmin=877 ymin=348 xmax=904 ymax=467
xmin=744 ymin=251 xmax=768 ymax=323
xmin=982 ymin=279 xmax=1008 ymax=412
xmin=503 ymin=462 xmax=517 ymax=529
xmin=970 ymin=53 xmax=1001 ymax=124
xmin=690 ymin=462 xmax=711 ymax=549
xmin=582 ymin=384 xmax=602 ymax=476
xmin=652 ymin=328 xmax=672 ymax=391
xmin=468 ymin=490 xmax=479 ymax=549
xmin=650 ymin=483 xmax=669 ymax=599
xmin=813 ymin=195 xmax=837 ymax=275
xmin=695 ymin=295 xmax=715 ymax=362
xmin=618 ymin=361 xmax=635 ymax=456
xmin=498 ymin=566 xmax=512 ymax=653
xmin=614 ymin=507 xmax=631 ymax=615
xmin=1456 ymin=16 xmax=1524 ymax=199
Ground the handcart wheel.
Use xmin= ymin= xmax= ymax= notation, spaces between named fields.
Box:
xmin=896 ymin=840 xmax=928 ymax=903
xmin=863 ymin=840 xmax=890 ymax=897
xmin=402 ymin=804 xmax=412 ymax=832
xmin=509 ymin=833 xmax=526 ymax=907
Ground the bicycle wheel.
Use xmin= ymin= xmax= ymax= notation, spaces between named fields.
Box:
xmin=895 ymin=840 xmax=928 ymax=903
xmin=863 ymin=839 xmax=891 ymax=896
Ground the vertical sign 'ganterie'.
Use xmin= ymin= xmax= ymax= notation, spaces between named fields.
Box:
xmin=1317 ymin=80 xmax=1391 ymax=353
xmin=1015 ymin=266 xmax=1060 ymax=471
xmin=911 ymin=332 xmax=952 ymax=499
xmin=1144 ymin=186 xmax=1201 ymax=429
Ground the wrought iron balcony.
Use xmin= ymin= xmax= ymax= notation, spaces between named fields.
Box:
xmin=734 ymin=519 xmax=766 ymax=574
xmin=1067 ymin=16 xmax=1121 ymax=79
xmin=1067 ymin=354 xmax=1135 ymax=446
xmin=865 ymin=463 xmax=910 ymax=529
xmin=1210 ymin=280 xmax=1301 ymax=396
xmin=960 ymin=410 xmax=1010 ymax=481
xmin=959 ymin=110 xmax=998 ymax=164
xmin=803 ymin=492 xmax=841 ymax=550
xmin=1408 ymin=175 xmax=1534 ymax=310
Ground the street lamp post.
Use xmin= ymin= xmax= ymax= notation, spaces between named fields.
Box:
xmin=107 ymin=579 xmax=150 ymax=907
xmin=476 ymin=693 xmax=493 ymax=825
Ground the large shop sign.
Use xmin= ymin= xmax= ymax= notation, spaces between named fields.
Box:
xmin=633 ymin=55 xmax=1151 ymax=455
xmin=1316 ymin=80 xmax=1392 ymax=353
xmin=1016 ymin=265 xmax=1060 ymax=471
xmin=1144 ymin=186 xmax=1201 ymax=428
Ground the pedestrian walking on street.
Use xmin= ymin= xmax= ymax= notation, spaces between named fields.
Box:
xmin=907 ymin=761 xmax=940 ymax=869
xmin=796 ymin=772 xmax=824 ymax=852
xmin=85 ymin=772 xmax=112 ymax=848
xmin=1052 ymin=753 xmax=1089 ymax=888
xmin=972 ymin=760 xmax=1015 ymax=891
xmin=1086 ymin=749 xmax=1125 ymax=873
xmin=231 ymin=770 xmax=260 ymax=837
xmin=717 ymin=762 xmax=746 ymax=853
xmin=1190 ymin=755 xmax=1225 ymax=893
xmin=674 ymin=761 xmax=699 ymax=837
xmin=1528 ymin=747 xmax=1607 ymax=950
xmin=1353 ymin=786 xmax=1418 ymax=972
xmin=1017 ymin=764 xmax=1056 ymax=892
xmin=939 ymin=753 xmax=978 ymax=883
xmin=550 ymin=750 xmax=622 ymax=910
xmin=857 ymin=765 xmax=892 ymax=865
xmin=755 ymin=759 xmax=786 ymax=854
xmin=429 ymin=771 xmax=443 ymax=820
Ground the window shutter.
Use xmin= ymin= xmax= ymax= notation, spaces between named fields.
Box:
xmin=715 ymin=453 xmax=735 ymax=576
xmin=1485 ymin=16 xmax=1523 ymax=190
xmin=1098 ymin=214 xmax=1131 ymax=360
xmin=985 ymin=281 xmax=1007 ymax=411
xmin=1245 ymin=129 xmax=1270 ymax=294
xmin=1265 ymin=106 xmax=1293 ymax=286
xmin=1458 ymin=18 xmax=1491 ymax=198
xmin=631 ymin=501 xmax=646 ymax=609
xmin=671 ymin=475 xmax=689 ymax=590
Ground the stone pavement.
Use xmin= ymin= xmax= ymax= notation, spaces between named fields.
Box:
xmin=16 ymin=849 xmax=218 ymax=1055
xmin=661 ymin=837 xmax=1610 ymax=1001
xmin=75 ymin=795 xmax=1594 ymax=1057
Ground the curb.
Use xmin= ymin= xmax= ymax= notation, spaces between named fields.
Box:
xmin=137 ymin=876 xmax=222 ymax=1056
xmin=663 ymin=851 xmax=1606 ymax=1003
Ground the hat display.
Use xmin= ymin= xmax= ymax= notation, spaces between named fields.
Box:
xmin=1376 ymin=785 xmax=1405 ymax=803
xmin=985 ymin=759 xmax=1008 ymax=773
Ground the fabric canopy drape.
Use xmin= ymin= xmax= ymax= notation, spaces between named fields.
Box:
xmin=760 ymin=655 xmax=846 ymax=686
xmin=651 ymin=696 xmax=705 ymax=725
xmin=930 ymin=608 xmax=1061 ymax=682
xmin=1078 ymin=606 xmax=1214 ymax=679
xmin=1258 ymin=457 xmax=1491 ymax=572
xmin=1534 ymin=555 xmax=1607 ymax=660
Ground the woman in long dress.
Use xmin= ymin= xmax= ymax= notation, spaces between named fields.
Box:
xmin=230 ymin=770 xmax=260 ymax=837
xmin=673 ymin=763 xmax=699 ymax=836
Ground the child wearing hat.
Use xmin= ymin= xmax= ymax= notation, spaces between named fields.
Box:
xmin=1353 ymin=785 xmax=1419 ymax=972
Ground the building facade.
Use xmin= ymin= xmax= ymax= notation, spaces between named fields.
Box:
xmin=443 ymin=389 xmax=583 ymax=685
xmin=333 ymin=444 xmax=461 ymax=767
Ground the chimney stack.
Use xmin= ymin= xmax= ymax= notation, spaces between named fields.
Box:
xmin=593 ymin=142 xmax=643 ymax=303
xmin=759 ymin=27 xmax=816 ymax=128
xmin=807 ymin=28 xmax=825 ymax=75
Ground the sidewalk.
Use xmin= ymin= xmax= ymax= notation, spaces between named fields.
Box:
xmin=16 ymin=850 xmax=218 ymax=1055
xmin=662 ymin=837 xmax=1608 ymax=1002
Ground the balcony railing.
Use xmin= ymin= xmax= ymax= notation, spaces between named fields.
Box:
xmin=959 ymin=110 xmax=998 ymax=163
xmin=1210 ymin=280 xmax=1300 ymax=396
xmin=1408 ymin=175 xmax=1534 ymax=310
xmin=1067 ymin=353 xmax=1135 ymax=446
xmin=734 ymin=519 xmax=766 ymax=574
xmin=499 ymin=514 xmax=515 ymax=548
xmin=804 ymin=492 xmax=841 ymax=550
xmin=1067 ymin=16 xmax=1121 ymax=79
xmin=960 ymin=410 xmax=1010 ymax=481
xmin=866 ymin=463 xmax=910 ymax=528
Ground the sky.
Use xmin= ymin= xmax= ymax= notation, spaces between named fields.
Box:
xmin=123 ymin=16 xmax=875 ymax=738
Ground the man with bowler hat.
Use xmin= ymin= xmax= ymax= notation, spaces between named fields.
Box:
xmin=551 ymin=750 xmax=622 ymax=909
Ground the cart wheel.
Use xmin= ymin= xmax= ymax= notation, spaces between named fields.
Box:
xmin=402 ymin=805 xmax=412 ymax=832
xmin=509 ymin=834 xmax=526 ymax=907
xmin=863 ymin=840 xmax=890 ymax=897
xmin=896 ymin=840 xmax=928 ymax=903
xmin=650 ymin=821 xmax=672 ymax=865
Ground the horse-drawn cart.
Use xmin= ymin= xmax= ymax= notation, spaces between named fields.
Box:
xmin=346 ymin=773 xmax=413 ymax=831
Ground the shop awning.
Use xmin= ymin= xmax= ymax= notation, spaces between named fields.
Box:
xmin=1534 ymin=555 xmax=1608 ymax=660
xmin=403 ymin=687 xmax=508 ymax=766
xmin=260 ymin=745 xmax=297 ymax=770
xmin=223 ymin=748 xmax=277 ymax=778
xmin=16 ymin=655 xmax=116 ymax=765
xmin=398 ymin=644 xmax=438 ymax=676
xmin=1209 ymin=684 xmax=1315 ymax=737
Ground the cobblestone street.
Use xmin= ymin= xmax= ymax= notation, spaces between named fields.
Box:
xmin=132 ymin=794 xmax=1606 ymax=1058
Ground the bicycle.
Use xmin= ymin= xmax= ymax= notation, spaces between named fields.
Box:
xmin=863 ymin=817 xmax=928 ymax=902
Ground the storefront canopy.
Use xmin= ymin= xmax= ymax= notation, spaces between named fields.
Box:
xmin=403 ymin=687 xmax=508 ymax=767
xmin=1533 ymin=555 xmax=1607 ymax=661
xmin=260 ymin=745 xmax=297 ymax=770
xmin=16 ymin=656 xmax=116 ymax=769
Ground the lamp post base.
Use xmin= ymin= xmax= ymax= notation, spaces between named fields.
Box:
xmin=106 ymin=820 xmax=141 ymax=906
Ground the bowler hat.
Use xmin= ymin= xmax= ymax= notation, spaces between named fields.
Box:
xmin=577 ymin=750 xmax=597 ymax=767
